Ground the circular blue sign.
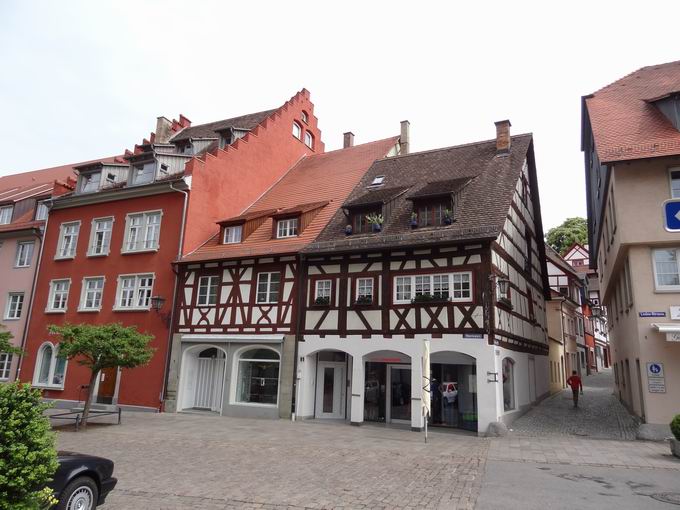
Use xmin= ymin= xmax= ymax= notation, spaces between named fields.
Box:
xmin=650 ymin=363 xmax=662 ymax=374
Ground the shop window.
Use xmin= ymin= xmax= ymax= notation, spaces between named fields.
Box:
xmin=236 ymin=348 xmax=280 ymax=405
xmin=33 ymin=343 xmax=66 ymax=388
xmin=502 ymin=357 xmax=515 ymax=411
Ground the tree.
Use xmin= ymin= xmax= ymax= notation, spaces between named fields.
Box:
xmin=0 ymin=382 xmax=58 ymax=510
xmin=47 ymin=323 xmax=155 ymax=428
xmin=0 ymin=326 xmax=22 ymax=356
xmin=546 ymin=217 xmax=588 ymax=255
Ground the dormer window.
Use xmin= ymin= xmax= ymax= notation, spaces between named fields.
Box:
xmin=277 ymin=217 xmax=299 ymax=238
xmin=415 ymin=199 xmax=452 ymax=227
xmin=292 ymin=122 xmax=302 ymax=140
xmin=351 ymin=207 xmax=381 ymax=234
xmin=35 ymin=201 xmax=49 ymax=221
xmin=106 ymin=172 xmax=116 ymax=184
xmin=370 ymin=175 xmax=385 ymax=186
xmin=131 ymin=161 xmax=156 ymax=186
xmin=223 ymin=225 xmax=243 ymax=244
xmin=0 ymin=205 xmax=13 ymax=225
xmin=301 ymin=111 xmax=309 ymax=124
xmin=304 ymin=131 xmax=314 ymax=149
xmin=79 ymin=171 xmax=101 ymax=193
xmin=159 ymin=163 xmax=169 ymax=175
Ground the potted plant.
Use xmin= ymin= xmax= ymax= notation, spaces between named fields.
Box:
xmin=412 ymin=293 xmax=450 ymax=304
xmin=345 ymin=224 xmax=353 ymax=236
xmin=443 ymin=209 xmax=453 ymax=225
xmin=355 ymin=295 xmax=373 ymax=305
xmin=366 ymin=213 xmax=384 ymax=233
xmin=670 ymin=414 xmax=680 ymax=458
xmin=314 ymin=296 xmax=330 ymax=306
xmin=410 ymin=212 xmax=418 ymax=229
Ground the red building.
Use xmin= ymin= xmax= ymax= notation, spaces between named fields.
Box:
xmin=19 ymin=90 xmax=322 ymax=410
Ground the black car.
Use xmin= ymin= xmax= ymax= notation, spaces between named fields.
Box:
xmin=49 ymin=452 xmax=117 ymax=510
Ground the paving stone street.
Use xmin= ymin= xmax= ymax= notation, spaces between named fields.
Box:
xmin=55 ymin=370 xmax=679 ymax=509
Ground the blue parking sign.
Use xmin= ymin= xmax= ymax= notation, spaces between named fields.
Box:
xmin=664 ymin=200 xmax=680 ymax=231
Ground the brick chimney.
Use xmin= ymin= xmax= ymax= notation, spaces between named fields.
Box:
xmin=400 ymin=120 xmax=410 ymax=155
xmin=343 ymin=132 xmax=355 ymax=149
xmin=495 ymin=120 xmax=511 ymax=155
xmin=155 ymin=117 xmax=173 ymax=143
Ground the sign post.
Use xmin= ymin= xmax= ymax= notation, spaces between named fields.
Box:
xmin=422 ymin=340 xmax=431 ymax=443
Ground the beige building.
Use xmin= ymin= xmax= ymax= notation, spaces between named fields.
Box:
xmin=582 ymin=61 xmax=680 ymax=437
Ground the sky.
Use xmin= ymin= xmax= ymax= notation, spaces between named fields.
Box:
xmin=1 ymin=1 xmax=679 ymax=231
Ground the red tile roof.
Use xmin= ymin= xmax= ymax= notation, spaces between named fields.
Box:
xmin=0 ymin=156 xmax=119 ymax=190
xmin=585 ymin=60 xmax=680 ymax=163
xmin=181 ymin=136 xmax=399 ymax=262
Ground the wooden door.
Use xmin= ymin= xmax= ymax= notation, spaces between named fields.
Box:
xmin=96 ymin=367 xmax=118 ymax=404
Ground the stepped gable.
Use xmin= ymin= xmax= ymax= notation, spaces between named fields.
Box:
xmin=306 ymin=133 xmax=533 ymax=253
xmin=180 ymin=135 xmax=398 ymax=262
xmin=585 ymin=60 xmax=680 ymax=163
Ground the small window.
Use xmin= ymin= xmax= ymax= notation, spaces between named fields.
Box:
xmin=56 ymin=222 xmax=80 ymax=259
xmin=33 ymin=343 xmax=66 ymax=388
xmin=89 ymin=217 xmax=113 ymax=256
xmin=314 ymin=279 xmax=332 ymax=305
xmin=79 ymin=277 xmax=104 ymax=311
xmin=106 ymin=172 xmax=116 ymax=183
xmin=352 ymin=209 xmax=381 ymax=234
xmin=356 ymin=278 xmax=374 ymax=304
xmin=304 ymin=131 xmax=314 ymax=149
xmin=35 ymin=201 xmax=49 ymax=221
xmin=0 ymin=353 xmax=12 ymax=380
xmin=78 ymin=171 xmax=101 ymax=193
xmin=15 ymin=241 xmax=35 ymax=267
xmin=131 ymin=161 xmax=156 ymax=186
xmin=370 ymin=175 xmax=385 ymax=186
xmin=4 ymin=292 xmax=24 ymax=320
xmin=0 ymin=205 xmax=13 ymax=225
xmin=197 ymin=275 xmax=219 ymax=306
xmin=124 ymin=211 xmax=161 ymax=252
xmin=502 ymin=358 xmax=515 ymax=411
xmin=159 ymin=163 xmax=169 ymax=174
xmin=47 ymin=279 xmax=70 ymax=312
xmin=416 ymin=200 xmax=451 ymax=227
xmin=256 ymin=272 xmax=280 ymax=304
xmin=653 ymin=248 xmax=680 ymax=290
xmin=223 ymin=225 xmax=243 ymax=244
xmin=236 ymin=348 xmax=280 ymax=405
xmin=292 ymin=122 xmax=302 ymax=140
xmin=670 ymin=168 xmax=680 ymax=198
xmin=116 ymin=274 xmax=154 ymax=310
xmin=277 ymin=218 xmax=298 ymax=238
xmin=395 ymin=276 xmax=412 ymax=302
xmin=301 ymin=111 xmax=309 ymax=124
xmin=559 ymin=286 xmax=569 ymax=296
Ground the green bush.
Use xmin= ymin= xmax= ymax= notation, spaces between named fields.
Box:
xmin=671 ymin=414 xmax=680 ymax=441
xmin=0 ymin=383 xmax=58 ymax=510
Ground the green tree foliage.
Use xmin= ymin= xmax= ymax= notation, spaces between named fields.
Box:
xmin=0 ymin=383 xmax=58 ymax=510
xmin=0 ymin=326 xmax=22 ymax=356
xmin=48 ymin=323 xmax=155 ymax=428
xmin=546 ymin=217 xmax=588 ymax=255
xmin=671 ymin=414 xmax=680 ymax=441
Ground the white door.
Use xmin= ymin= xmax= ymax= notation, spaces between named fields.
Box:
xmin=528 ymin=357 xmax=536 ymax=402
xmin=194 ymin=355 xmax=226 ymax=412
xmin=315 ymin=362 xmax=346 ymax=419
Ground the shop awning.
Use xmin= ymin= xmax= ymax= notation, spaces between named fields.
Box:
xmin=651 ymin=323 xmax=680 ymax=342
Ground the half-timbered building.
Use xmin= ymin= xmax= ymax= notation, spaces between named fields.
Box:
xmin=164 ymin=135 xmax=400 ymax=419
xmin=297 ymin=121 xmax=551 ymax=435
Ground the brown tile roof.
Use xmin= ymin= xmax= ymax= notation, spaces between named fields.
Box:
xmin=343 ymin=186 xmax=409 ymax=208
xmin=180 ymin=136 xmax=399 ymax=262
xmin=406 ymin=177 xmax=473 ymax=200
xmin=306 ymin=134 xmax=533 ymax=253
xmin=169 ymin=109 xmax=277 ymax=143
xmin=585 ymin=60 xmax=680 ymax=163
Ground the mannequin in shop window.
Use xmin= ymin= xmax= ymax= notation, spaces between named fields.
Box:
xmin=442 ymin=383 xmax=458 ymax=425
xmin=430 ymin=377 xmax=443 ymax=424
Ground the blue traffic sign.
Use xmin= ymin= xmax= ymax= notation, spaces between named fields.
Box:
xmin=649 ymin=363 xmax=662 ymax=375
xmin=664 ymin=199 xmax=680 ymax=231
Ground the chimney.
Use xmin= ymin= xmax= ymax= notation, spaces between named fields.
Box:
xmin=343 ymin=132 xmax=355 ymax=149
xmin=400 ymin=120 xmax=410 ymax=155
xmin=155 ymin=116 xmax=173 ymax=143
xmin=495 ymin=119 xmax=511 ymax=155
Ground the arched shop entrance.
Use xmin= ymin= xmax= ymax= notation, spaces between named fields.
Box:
xmin=428 ymin=351 xmax=477 ymax=432
xmin=179 ymin=345 xmax=227 ymax=412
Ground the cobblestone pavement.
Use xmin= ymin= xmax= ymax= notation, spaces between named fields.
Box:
xmin=56 ymin=413 xmax=488 ymax=510
xmin=507 ymin=369 xmax=640 ymax=440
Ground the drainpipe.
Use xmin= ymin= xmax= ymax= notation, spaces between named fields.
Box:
xmin=159 ymin=180 xmax=189 ymax=409
xmin=559 ymin=298 xmax=567 ymax=388
xmin=291 ymin=252 xmax=306 ymax=421
xmin=16 ymin=202 xmax=51 ymax=381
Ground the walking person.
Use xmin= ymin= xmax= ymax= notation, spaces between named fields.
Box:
xmin=566 ymin=371 xmax=583 ymax=408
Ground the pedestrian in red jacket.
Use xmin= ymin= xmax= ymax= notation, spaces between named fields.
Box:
xmin=566 ymin=371 xmax=583 ymax=408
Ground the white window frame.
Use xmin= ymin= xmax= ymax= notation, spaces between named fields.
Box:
xmin=32 ymin=342 xmax=67 ymax=389
xmin=314 ymin=279 xmax=332 ymax=302
xmin=197 ymin=275 xmax=219 ymax=307
xmin=114 ymin=273 xmax=155 ymax=311
xmin=4 ymin=292 xmax=24 ymax=320
xmin=0 ymin=205 xmax=13 ymax=225
xmin=0 ymin=353 xmax=12 ymax=380
xmin=15 ymin=241 xmax=34 ymax=268
xmin=256 ymin=272 xmax=280 ymax=304
xmin=292 ymin=121 xmax=302 ymax=140
xmin=223 ymin=225 xmax=243 ymax=244
xmin=55 ymin=221 xmax=81 ymax=259
xmin=276 ymin=217 xmax=298 ymax=239
xmin=122 ymin=210 xmax=162 ymax=253
xmin=46 ymin=279 xmax=71 ymax=313
xmin=304 ymin=131 xmax=314 ymax=149
xmin=88 ymin=217 xmax=114 ymax=256
xmin=652 ymin=248 xmax=680 ymax=292
xmin=356 ymin=277 xmax=374 ymax=302
xmin=393 ymin=272 xmax=472 ymax=304
xmin=669 ymin=167 xmax=680 ymax=199
xmin=232 ymin=345 xmax=281 ymax=407
xmin=78 ymin=276 xmax=105 ymax=312
xmin=35 ymin=200 xmax=49 ymax=221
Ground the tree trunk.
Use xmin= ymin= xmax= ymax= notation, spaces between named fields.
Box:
xmin=80 ymin=370 xmax=99 ymax=430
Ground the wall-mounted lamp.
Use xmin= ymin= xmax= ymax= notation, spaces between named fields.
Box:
xmin=150 ymin=295 xmax=166 ymax=312
xmin=496 ymin=278 xmax=510 ymax=296
xmin=591 ymin=305 xmax=602 ymax=318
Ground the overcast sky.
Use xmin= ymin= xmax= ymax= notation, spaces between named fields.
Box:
xmin=1 ymin=1 xmax=678 ymax=230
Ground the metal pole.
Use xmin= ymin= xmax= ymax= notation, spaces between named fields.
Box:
xmin=425 ymin=411 xmax=428 ymax=443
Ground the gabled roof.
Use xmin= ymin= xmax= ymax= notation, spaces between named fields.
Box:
xmin=584 ymin=60 xmax=680 ymax=163
xmin=0 ymin=182 xmax=53 ymax=204
xmin=169 ymin=109 xmax=277 ymax=143
xmin=406 ymin=177 xmax=472 ymax=200
xmin=306 ymin=134 xmax=533 ymax=252
xmin=180 ymin=136 xmax=399 ymax=262
xmin=0 ymin=156 xmax=118 ymax=190
xmin=545 ymin=243 xmax=580 ymax=279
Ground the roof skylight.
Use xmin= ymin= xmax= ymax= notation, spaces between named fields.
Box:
xmin=370 ymin=175 xmax=385 ymax=186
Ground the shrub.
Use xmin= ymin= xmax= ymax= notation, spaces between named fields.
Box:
xmin=0 ymin=382 xmax=58 ymax=510
xmin=671 ymin=414 xmax=680 ymax=441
